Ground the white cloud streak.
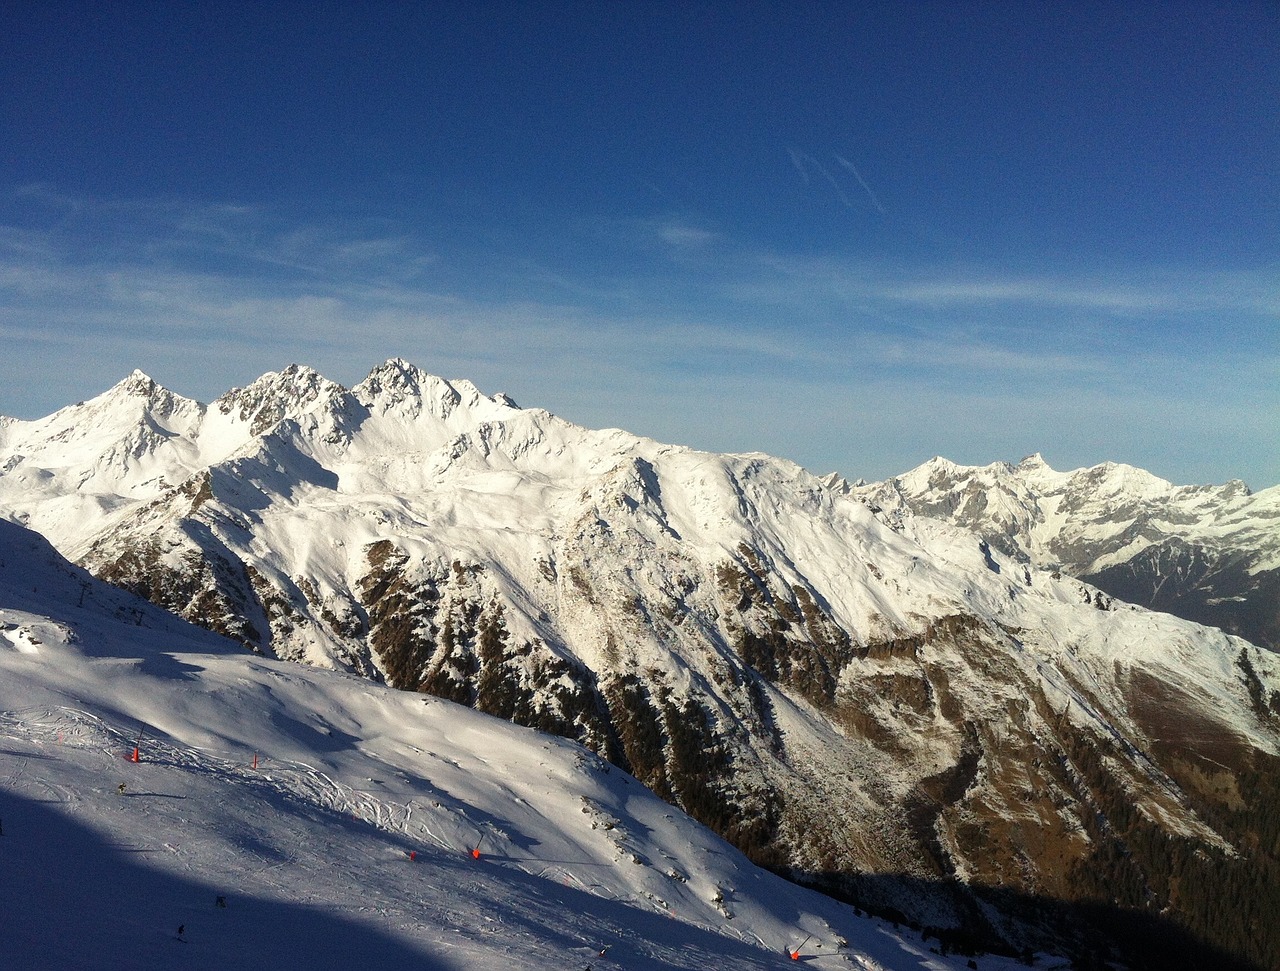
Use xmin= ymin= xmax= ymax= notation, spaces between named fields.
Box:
xmin=657 ymin=221 xmax=719 ymax=249
xmin=745 ymin=252 xmax=1280 ymax=320
xmin=786 ymin=148 xmax=856 ymax=210
xmin=788 ymin=148 xmax=886 ymax=215
xmin=833 ymin=155 xmax=885 ymax=214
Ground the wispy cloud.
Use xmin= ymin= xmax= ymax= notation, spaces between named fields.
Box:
xmin=786 ymin=148 xmax=855 ymax=209
xmin=878 ymin=278 xmax=1180 ymax=314
xmin=656 ymin=220 xmax=719 ymax=249
xmin=7 ymin=185 xmax=437 ymax=287
xmin=787 ymin=148 xmax=885 ymax=215
xmin=743 ymin=251 xmax=1279 ymax=321
xmin=833 ymin=155 xmax=885 ymax=214
xmin=3 ymin=193 xmax=1273 ymax=402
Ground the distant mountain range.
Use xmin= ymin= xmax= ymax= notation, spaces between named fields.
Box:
xmin=854 ymin=453 xmax=1279 ymax=651
xmin=3 ymin=359 xmax=1278 ymax=969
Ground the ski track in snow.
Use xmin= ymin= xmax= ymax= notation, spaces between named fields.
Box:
xmin=0 ymin=698 xmax=1037 ymax=971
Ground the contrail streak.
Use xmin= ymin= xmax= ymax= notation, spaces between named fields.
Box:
xmin=787 ymin=148 xmax=855 ymax=209
xmin=835 ymin=154 xmax=886 ymax=214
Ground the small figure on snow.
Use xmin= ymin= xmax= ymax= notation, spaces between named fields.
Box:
xmin=215 ymin=895 xmax=227 ymax=908
xmin=177 ymin=925 xmax=185 ymax=939
xmin=117 ymin=783 xmax=126 ymax=795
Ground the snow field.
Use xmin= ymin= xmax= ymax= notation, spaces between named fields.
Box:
xmin=0 ymin=624 xmax=1033 ymax=971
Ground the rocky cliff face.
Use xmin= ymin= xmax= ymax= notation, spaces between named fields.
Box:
xmin=855 ymin=453 xmax=1280 ymax=652
xmin=4 ymin=361 xmax=1280 ymax=968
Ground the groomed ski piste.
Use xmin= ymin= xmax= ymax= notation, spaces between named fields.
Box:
xmin=0 ymin=519 xmax=1051 ymax=971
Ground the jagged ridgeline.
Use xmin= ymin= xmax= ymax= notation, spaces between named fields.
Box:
xmin=856 ymin=454 xmax=1280 ymax=652
xmin=3 ymin=359 xmax=1280 ymax=970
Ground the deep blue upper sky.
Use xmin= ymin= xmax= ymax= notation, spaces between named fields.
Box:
xmin=2 ymin=2 xmax=1277 ymax=486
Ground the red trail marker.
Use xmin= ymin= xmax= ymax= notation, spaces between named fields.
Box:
xmin=129 ymin=725 xmax=146 ymax=762
xmin=790 ymin=934 xmax=813 ymax=960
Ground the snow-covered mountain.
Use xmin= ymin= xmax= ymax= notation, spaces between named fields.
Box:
xmin=3 ymin=360 xmax=1279 ymax=968
xmin=2 ymin=517 xmax=1010 ymax=971
xmin=854 ymin=454 xmax=1280 ymax=651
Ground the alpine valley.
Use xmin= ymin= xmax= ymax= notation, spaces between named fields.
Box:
xmin=3 ymin=359 xmax=1279 ymax=969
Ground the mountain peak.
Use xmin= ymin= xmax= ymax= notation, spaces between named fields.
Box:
xmin=1075 ymin=459 xmax=1172 ymax=500
xmin=358 ymin=358 xmax=439 ymax=401
xmin=91 ymin=369 xmax=198 ymax=425
xmin=915 ymin=455 xmax=961 ymax=478
xmin=248 ymin=363 xmax=334 ymax=402
xmin=113 ymin=368 xmax=160 ymax=398
xmin=215 ymin=364 xmax=346 ymax=435
xmin=353 ymin=359 xmax=521 ymax=424
xmin=365 ymin=357 xmax=425 ymax=386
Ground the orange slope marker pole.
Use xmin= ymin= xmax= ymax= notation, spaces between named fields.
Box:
xmin=790 ymin=934 xmax=813 ymax=960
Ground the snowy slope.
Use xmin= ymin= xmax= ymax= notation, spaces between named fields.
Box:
xmin=0 ymin=518 xmax=1032 ymax=971
xmin=854 ymin=454 xmax=1280 ymax=649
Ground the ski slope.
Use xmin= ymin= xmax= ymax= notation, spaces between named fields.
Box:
xmin=0 ymin=519 xmax=1045 ymax=971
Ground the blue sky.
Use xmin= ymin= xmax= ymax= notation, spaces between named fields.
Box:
xmin=2 ymin=2 xmax=1277 ymax=487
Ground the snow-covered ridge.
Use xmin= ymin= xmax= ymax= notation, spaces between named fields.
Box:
xmin=856 ymin=452 xmax=1280 ymax=649
xmin=862 ymin=452 xmax=1267 ymax=569
xmin=0 ymin=360 xmax=529 ymax=553
xmin=3 ymin=517 xmax=1008 ymax=971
